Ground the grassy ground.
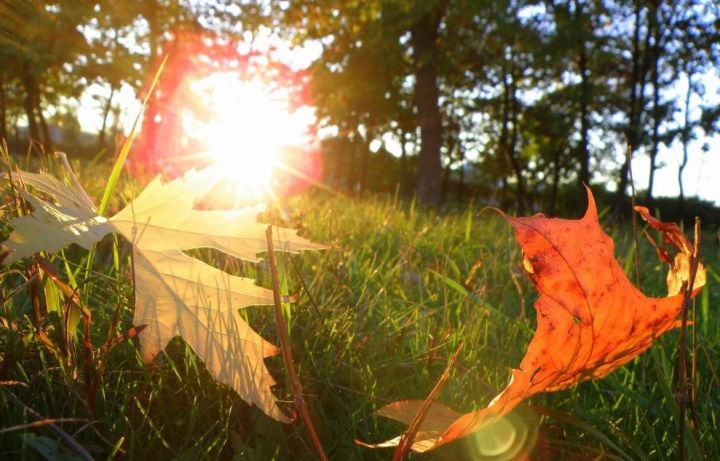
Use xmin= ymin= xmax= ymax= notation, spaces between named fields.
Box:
xmin=1 ymin=160 xmax=718 ymax=460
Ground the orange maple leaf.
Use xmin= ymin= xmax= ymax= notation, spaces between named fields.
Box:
xmin=365 ymin=188 xmax=705 ymax=453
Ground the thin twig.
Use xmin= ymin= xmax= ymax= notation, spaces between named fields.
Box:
xmin=289 ymin=254 xmax=322 ymax=318
xmin=265 ymin=226 xmax=328 ymax=461
xmin=392 ymin=342 xmax=464 ymax=461
xmin=699 ymin=340 xmax=720 ymax=391
xmin=0 ymin=380 xmax=28 ymax=387
xmin=627 ymin=144 xmax=641 ymax=287
xmin=677 ymin=217 xmax=701 ymax=461
xmin=1 ymin=272 xmax=38 ymax=306
xmin=2 ymin=389 xmax=95 ymax=461
xmin=0 ymin=418 xmax=87 ymax=434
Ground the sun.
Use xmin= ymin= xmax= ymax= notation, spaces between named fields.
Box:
xmin=183 ymin=72 xmax=314 ymax=199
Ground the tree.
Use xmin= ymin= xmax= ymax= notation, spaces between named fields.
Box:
xmin=83 ymin=1 xmax=146 ymax=153
xmin=0 ymin=1 xmax=93 ymax=152
xmin=256 ymin=0 xmax=490 ymax=205
xmin=410 ymin=1 xmax=447 ymax=205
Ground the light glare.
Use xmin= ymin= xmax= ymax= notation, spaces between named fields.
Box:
xmin=183 ymin=73 xmax=313 ymax=197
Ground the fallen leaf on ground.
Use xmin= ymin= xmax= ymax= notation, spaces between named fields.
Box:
xmin=2 ymin=167 xmax=324 ymax=422
xmin=365 ymin=187 xmax=705 ymax=452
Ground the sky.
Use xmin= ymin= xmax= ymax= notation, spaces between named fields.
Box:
xmin=630 ymin=73 xmax=720 ymax=205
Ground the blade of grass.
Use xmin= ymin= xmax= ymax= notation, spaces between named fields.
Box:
xmin=98 ymin=56 xmax=167 ymax=217
xmin=430 ymin=269 xmax=531 ymax=332
xmin=84 ymin=56 xmax=166 ymax=292
xmin=3 ymin=389 xmax=94 ymax=461
xmin=532 ymin=405 xmax=634 ymax=461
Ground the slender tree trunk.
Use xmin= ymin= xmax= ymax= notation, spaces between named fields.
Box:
xmin=97 ymin=86 xmax=116 ymax=153
xmin=21 ymin=68 xmax=40 ymax=144
xmin=410 ymin=3 xmax=446 ymax=206
xmin=354 ymin=121 xmax=373 ymax=192
xmin=441 ymin=140 xmax=457 ymax=203
xmin=360 ymin=132 xmax=370 ymax=192
xmin=549 ymin=148 xmax=562 ymax=216
xmin=647 ymin=41 xmax=662 ymax=209
xmin=147 ymin=0 xmax=160 ymax=62
xmin=346 ymin=133 xmax=358 ymax=192
xmin=616 ymin=1 xmax=650 ymax=210
xmin=109 ymin=105 xmax=121 ymax=148
xmin=13 ymin=116 xmax=21 ymax=146
xmin=500 ymin=176 xmax=509 ymax=211
xmin=35 ymin=90 xmax=54 ymax=153
xmin=399 ymin=128 xmax=408 ymax=194
xmin=441 ymin=158 xmax=451 ymax=203
xmin=0 ymin=73 xmax=7 ymax=142
xmin=678 ymin=75 xmax=692 ymax=215
xmin=646 ymin=11 xmax=661 ymax=209
xmin=456 ymin=147 xmax=465 ymax=202
xmin=500 ymin=58 xmax=527 ymax=212
xmin=575 ymin=0 xmax=591 ymax=186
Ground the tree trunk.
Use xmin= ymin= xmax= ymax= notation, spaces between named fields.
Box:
xmin=358 ymin=120 xmax=374 ymax=192
xmin=646 ymin=7 xmax=661 ymax=209
xmin=616 ymin=1 xmax=650 ymax=210
xmin=346 ymin=132 xmax=358 ymax=192
xmin=574 ymin=0 xmax=591 ymax=186
xmin=456 ymin=147 xmax=465 ymax=202
xmin=21 ymin=68 xmax=40 ymax=144
xmin=441 ymin=157 xmax=451 ymax=203
xmin=13 ymin=117 xmax=21 ymax=146
xmin=441 ymin=139 xmax=458 ymax=203
xmin=97 ymin=85 xmax=116 ymax=153
xmin=0 ymin=73 xmax=7 ymax=143
xmin=410 ymin=4 xmax=446 ymax=207
xmin=147 ymin=0 xmax=160 ymax=61
xmin=399 ymin=128 xmax=409 ymax=194
xmin=500 ymin=58 xmax=527 ymax=212
xmin=678 ymin=75 xmax=692 ymax=215
xmin=35 ymin=90 xmax=54 ymax=153
xmin=109 ymin=105 xmax=121 ymax=149
xmin=549 ymin=148 xmax=562 ymax=216
xmin=360 ymin=138 xmax=370 ymax=192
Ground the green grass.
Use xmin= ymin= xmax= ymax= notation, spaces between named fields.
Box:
xmin=1 ymin=161 xmax=719 ymax=460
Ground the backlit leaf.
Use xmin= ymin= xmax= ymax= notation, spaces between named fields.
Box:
xmin=2 ymin=167 xmax=324 ymax=422
xmin=366 ymin=187 xmax=705 ymax=452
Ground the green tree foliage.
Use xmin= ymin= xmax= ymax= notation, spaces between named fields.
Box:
xmin=0 ymin=1 xmax=94 ymax=151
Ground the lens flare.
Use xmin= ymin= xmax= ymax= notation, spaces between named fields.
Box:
xmin=133 ymin=31 xmax=321 ymax=203
xmin=462 ymin=410 xmax=538 ymax=460
xmin=181 ymin=73 xmax=314 ymax=200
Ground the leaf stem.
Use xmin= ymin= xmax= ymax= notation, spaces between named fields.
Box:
xmin=265 ymin=226 xmax=327 ymax=461
xmin=392 ymin=342 xmax=463 ymax=461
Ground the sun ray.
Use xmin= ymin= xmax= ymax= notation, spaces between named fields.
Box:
xmin=180 ymin=72 xmax=315 ymax=204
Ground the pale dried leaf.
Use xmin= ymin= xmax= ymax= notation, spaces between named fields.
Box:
xmin=667 ymin=253 xmax=706 ymax=297
xmin=2 ymin=167 xmax=324 ymax=422
xmin=133 ymin=247 xmax=288 ymax=421
xmin=109 ymin=168 xmax=324 ymax=260
xmin=360 ymin=400 xmax=460 ymax=453
xmin=3 ymin=172 xmax=111 ymax=263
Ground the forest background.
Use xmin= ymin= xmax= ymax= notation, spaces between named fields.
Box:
xmin=1 ymin=0 xmax=719 ymax=223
